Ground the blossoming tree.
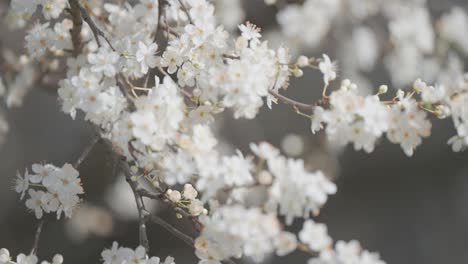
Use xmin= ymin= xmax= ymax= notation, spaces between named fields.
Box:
xmin=0 ymin=0 xmax=467 ymax=263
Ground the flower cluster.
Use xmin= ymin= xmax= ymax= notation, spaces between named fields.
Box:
xmin=9 ymin=0 xmax=67 ymax=26
xmin=3 ymin=0 xmax=468 ymax=263
xmin=275 ymin=0 xmax=468 ymax=96
xmin=195 ymin=205 xmax=282 ymax=262
xmin=277 ymin=0 xmax=340 ymax=48
xmin=414 ymin=78 xmax=468 ymax=152
xmin=311 ymin=79 xmax=432 ymax=156
xmin=166 ymin=184 xmax=206 ymax=216
xmin=308 ymin=241 xmax=385 ymax=264
xmin=253 ymin=142 xmax=337 ymax=224
xmin=299 ymin=221 xmax=385 ymax=264
xmin=0 ymin=248 xmax=63 ymax=264
xmin=15 ymin=163 xmax=83 ymax=219
xmin=101 ymin=242 xmax=175 ymax=264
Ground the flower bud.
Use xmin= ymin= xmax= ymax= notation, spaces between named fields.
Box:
xmin=341 ymin=79 xmax=351 ymax=89
xmin=292 ymin=68 xmax=303 ymax=78
xmin=296 ymin=56 xmax=309 ymax=67
xmin=378 ymin=85 xmax=388 ymax=94
xmin=52 ymin=254 xmax=64 ymax=264
xmin=435 ymin=105 xmax=451 ymax=119
xmin=192 ymin=88 xmax=201 ymax=97
xmin=167 ymin=189 xmax=181 ymax=202
xmin=258 ymin=170 xmax=273 ymax=185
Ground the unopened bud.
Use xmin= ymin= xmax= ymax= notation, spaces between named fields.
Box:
xmin=292 ymin=68 xmax=303 ymax=78
xmin=296 ymin=56 xmax=309 ymax=67
xmin=378 ymin=85 xmax=388 ymax=94
xmin=193 ymin=88 xmax=201 ymax=97
xmin=435 ymin=105 xmax=451 ymax=119
xmin=258 ymin=170 xmax=273 ymax=185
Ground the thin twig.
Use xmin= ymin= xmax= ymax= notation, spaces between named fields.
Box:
xmin=146 ymin=215 xmax=237 ymax=264
xmin=147 ymin=215 xmax=194 ymax=246
xmin=73 ymin=135 xmax=100 ymax=168
xmin=69 ymin=0 xmax=116 ymax=51
xmin=156 ymin=67 xmax=194 ymax=99
xmin=268 ymin=89 xmax=315 ymax=111
xmin=177 ymin=0 xmax=193 ymax=24
xmin=30 ymin=219 xmax=45 ymax=255
xmin=121 ymin=161 xmax=150 ymax=252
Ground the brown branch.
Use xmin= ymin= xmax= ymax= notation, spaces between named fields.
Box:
xmin=155 ymin=0 xmax=169 ymax=40
xmin=69 ymin=0 xmax=115 ymax=51
xmin=159 ymin=24 xmax=179 ymax=37
xmin=68 ymin=0 xmax=83 ymax=56
xmin=222 ymin=54 xmax=240 ymax=60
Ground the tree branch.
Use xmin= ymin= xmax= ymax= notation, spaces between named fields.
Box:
xmin=146 ymin=215 xmax=237 ymax=264
xmin=177 ymin=0 xmax=193 ymax=24
xmin=268 ymin=89 xmax=315 ymax=111
xmin=30 ymin=219 xmax=45 ymax=255
xmin=73 ymin=135 xmax=100 ymax=168
xmin=121 ymin=161 xmax=150 ymax=253
xmin=147 ymin=215 xmax=194 ymax=247
xmin=68 ymin=0 xmax=83 ymax=56
xmin=69 ymin=0 xmax=115 ymax=50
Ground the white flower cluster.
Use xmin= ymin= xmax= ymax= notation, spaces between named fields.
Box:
xmin=15 ymin=163 xmax=83 ymax=219
xmin=277 ymin=0 xmax=340 ymax=48
xmin=308 ymin=241 xmax=385 ymax=264
xmin=8 ymin=0 xmax=67 ymax=27
xmin=166 ymin=184 xmax=206 ymax=216
xmin=0 ymin=51 xmax=37 ymax=108
xmin=24 ymin=22 xmax=70 ymax=59
xmin=299 ymin=221 xmax=385 ymax=264
xmin=4 ymin=0 xmax=468 ymax=263
xmin=311 ymin=79 xmax=431 ymax=156
xmin=0 ymin=248 xmax=63 ymax=264
xmin=101 ymin=242 xmax=175 ymax=264
xmin=439 ymin=7 xmax=468 ymax=56
xmin=252 ymin=142 xmax=337 ymax=224
xmin=275 ymin=0 xmax=468 ymax=98
xmin=413 ymin=78 xmax=468 ymax=152
xmin=58 ymin=67 xmax=127 ymax=126
xmin=157 ymin=3 xmax=287 ymax=119
xmin=113 ymin=76 xmax=185 ymax=154
xmin=195 ymin=205 xmax=282 ymax=263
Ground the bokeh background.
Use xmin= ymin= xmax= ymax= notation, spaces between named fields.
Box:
xmin=0 ymin=0 xmax=468 ymax=263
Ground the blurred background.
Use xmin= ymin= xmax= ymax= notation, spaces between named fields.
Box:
xmin=0 ymin=0 xmax=468 ymax=263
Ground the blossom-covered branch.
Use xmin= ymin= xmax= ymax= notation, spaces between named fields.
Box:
xmin=1 ymin=0 xmax=467 ymax=263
